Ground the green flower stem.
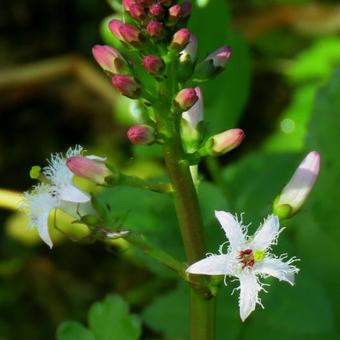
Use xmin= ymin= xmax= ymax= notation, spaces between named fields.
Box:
xmin=119 ymin=174 xmax=173 ymax=193
xmin=124 ymin=232 xmax=187 ymax=280
xmin=163 ymin=127 xmax=215 ymax=340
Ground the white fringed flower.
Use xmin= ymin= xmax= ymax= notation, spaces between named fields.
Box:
xmin=21 ymin=146 xmax=92 ymax=248
xmin=186 ymin=211 xmax=299 ymax=321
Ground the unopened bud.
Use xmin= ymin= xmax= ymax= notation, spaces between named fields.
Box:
xmin=143 ymin=55 xmax=165 ymax=75
xmin=168 ymin=4 xmax=182 ymax=24
xmin=149 ymin=3 xmax=165 ymax=19
xmin=174 ymin=88 xmax=199 ymax=111
xmin=109 ymin=19 xmax=143 ymax=47
xmin=205 ymin=129 xmax=245 ymax=155
xmin=92 ymin=45 xmax=126 ymax=74
xmin=112 ymin=75 xmax=141 ymax=99
xmin=66 ymin=156 xmax=111 ymax=185
xmin=127 ymin=125 xmax=155 ymax=144
xmin=182 ymin=87 xmax=203 ymax=130
xmin=181 ymin=1 xmax=192 ymax=18
xmin=194 ymin=45 xmax=232 ymax=82
xmin=146 ymin=20 xmax=165 ymax=40
xmin=273 ymin=151 xmax=320 ymax=219
xmin=129 ymin=3 xmax=147 ymax=21
xmin=123 ymin=0 xmax=136 ymax=11
xmin=170 ymin=28 xmax=190 ymax=51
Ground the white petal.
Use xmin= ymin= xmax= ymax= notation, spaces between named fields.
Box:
xmin=250 ymin=215 xmax=280 ymax=250
xmin=36 ymin=211 xmax=53 ymax=248
xmin=238 ymin=272 xmax=263 ymax=322
xmin=186 ymin=254 xmax=232 ymax=275
xmin=255 ymin=257 xmax=299 ymax=285
xmin=58 ymin=184 xmax=90 ymax=203
xmin=215 ymin=211 xmax=246 ymax=249
xmin=86 ymin=155 xmax=107 ymax=162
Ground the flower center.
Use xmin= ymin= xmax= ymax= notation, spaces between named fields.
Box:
xmin=238 ymin=248 xmax=254 ymax=269
xmin=238 ymin=249 xmax=265 ymax=269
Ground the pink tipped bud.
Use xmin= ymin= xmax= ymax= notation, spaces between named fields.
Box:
xmin=123 ymin=0 xmax=136 ymax=11
xmin=112 ymin=75 xmax=141 ymax=99
xmin=174 ymin=88 xmax=199 ymax=111
xmin=149 ymin=3 xmax=165 ymax=19
xmin=182 ymin=87 xmax=203 ymax=130
xmin=170 ymin=28 xmax=191 ymax=50
xmin=109 ymin=19 xmax=142 ymax=46
xmin=129 ymin=3 xmax=147 ymax=21
xmin=181 ymin=1 xmax=192 ymax=18
xmin=146 ymin=20 xmax=165 ymax=40
xmin=207 ymin=45 xmax=232 ymax=67
xmin=127 ymin=125 xmax=155 ymax=144
xmin=142 ymin=55 xmax=165 ymax=75
xmin=274 ymin=151 xmax=320 ymax=218
xmin=66 ymin=156 xmax=111 ymax=185
xmin=206 ymin=129 xmax=245 ymax=155
xmin=194 ymin=45 xmax=232 ymax=82
xmin=168 ymin=4 xmax=182 ymax=23
xmin=92 ymin=45 xmax=126 ymax=74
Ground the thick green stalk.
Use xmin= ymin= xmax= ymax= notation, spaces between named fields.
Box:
xmin=164 ymin=128 xmax=215 ymax=340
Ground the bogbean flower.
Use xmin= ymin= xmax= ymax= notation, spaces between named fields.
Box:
xmin=21 ymin=146 xmax=95 ymax=248
xmin=274 ymin=151 xmax=320 ymax=219
xmin=186 ymin=211 xmax=299 ymax=321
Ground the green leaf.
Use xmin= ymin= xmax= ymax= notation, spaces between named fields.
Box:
xmin=189 ymin=1 xmax=251 ymax=133
xmin=88 ymin=295 xmax=141 ymax=340
xmin=57 ymin=322 xmax=95 ymax=340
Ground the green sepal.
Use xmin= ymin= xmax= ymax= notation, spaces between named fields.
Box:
xmin=29 ymin=166 xmax=42 ymax=179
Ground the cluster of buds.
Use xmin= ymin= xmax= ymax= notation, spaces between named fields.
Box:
xmin=91 ymin=0 xmax=234 ymax=151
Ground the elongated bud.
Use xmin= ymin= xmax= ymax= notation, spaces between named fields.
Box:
xmin=194 ymin=45 xmax=232 ymax=82
xmin=109 ymin=20 xmax=142 ymax=46
xmin=182 ymin=87 xmax=203 ymax=130
xmin=204 ymin=129 xmax=245 ymax=155
xmin=129 ymin=4 xmax=147 ymax=21
xmin=112 ymin=75 xmax=141 ymax=99
xmin=170 ymin=28 xmax=191 ymax=51
xmin=67 ymin=156 xmax=111 ymax=185
xmin=143 ymin=55 xmax=165 ymax=75
xmin=147 ymin=20 xmax=165 ymax=40
xmin=273 ymin=151 xmax=320 ymax=219
xmin=168 ymin=4 xmax=182 ymax=24
xmin=127 ymin=125 xmax=155 ymax=144
xmin=174 ymin=88 xmax=198 ymax=111
xmin=149 ymin=3 xmax=165 ymax=19
xmin=92 ymin=45 xmax=126 ymax=74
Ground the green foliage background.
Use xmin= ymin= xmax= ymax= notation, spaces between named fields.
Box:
xmin=0 ymin=0 xmax=339 ymax=339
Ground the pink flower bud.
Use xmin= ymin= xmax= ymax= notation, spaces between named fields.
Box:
xmin=92 ymin=45 xmax=126 ymax=74
xmin=149 ymin=3 xmax=165 ymax=19
xmin=66 ymin=156 xmax=111 ymax=185
xmin=170 ymin=28 xmax=191 ymax=50
xmin=207 ymin=129 xmax=245 ymax=155
xmin=146 ymin=20 xmax=165 ymax=40
xmin=182 ymin=87 xmax=203 ymax=130
xmin=168 ymin=4 xmax=182 ymax=23
xmin=111 ymin=75 xmax=141 ymax=99
xmin=142 ymin=55 xmax=165 ymax=75
xmin=129 ymin=3 xmax=147 ymax=21
xmin=127 ymin=125 xmax=155 ymax=144
xmin=174 ymin=88 xmax=199 ymax=111
xmin=181 ymin=1 xmax=192 ymax=18
xmin=274 ymin=151 xmax=320 ymax=217
xmin=109 ymin=19 xmax=142 ymax=46
xmin=123 ymin=0 xmax=136 ymax=11
xmin=207 ymin=45 xmax=232 ymax=68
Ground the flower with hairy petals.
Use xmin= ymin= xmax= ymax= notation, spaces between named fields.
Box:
xmin=21 ymin=146 xmax=96 ymax=248
xmin=186 ymin=211 xmax=299 ymax=321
